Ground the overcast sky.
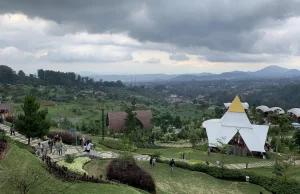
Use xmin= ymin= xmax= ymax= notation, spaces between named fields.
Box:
xmin=1 ymin=0 xmax=300 ymax=75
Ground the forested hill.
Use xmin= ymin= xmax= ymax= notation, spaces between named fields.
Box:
xmin=0 ymin=65 xmax=124 ymax=88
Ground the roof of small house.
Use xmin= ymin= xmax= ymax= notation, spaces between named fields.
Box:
xmin=0 ymin=103 xmax=11 ymax=110
xmin=107 ymin=110 xmax=153 ymax=132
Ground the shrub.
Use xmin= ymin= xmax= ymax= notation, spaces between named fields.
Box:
xmin=106 ymin=153 xmax=156 ymax=193
xmin=57 ymin=157 xmax=91 ymax=175
xmin=98 ymin=139 xmax=137 ymax=152
xmin=156 ymin=158 xmax=300 ymax=194
xmin=152 ymin=151 xmax=162 ymax=158
xmin=65 ymin=154 xmax=76 ymax=163
xmin=5 ymin=116 xmax=14 ymax=123
xmin=48 ymin=131 xmax=81 ymax=145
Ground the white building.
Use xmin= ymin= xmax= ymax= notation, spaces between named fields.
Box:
xmin=203 ymin=96 xmax=269 ymax=153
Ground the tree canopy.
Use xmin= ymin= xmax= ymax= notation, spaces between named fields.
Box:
xmin=15 ymin=95 xmax=51 ymax=145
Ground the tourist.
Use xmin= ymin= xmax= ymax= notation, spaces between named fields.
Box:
xmin=149 ymin=156 xmax=153 ymax=169
xmin=48 ymin=139 xmax=54 ymax=154
xmin=82 ymin=136 xmax=86 ymax=148
xmin=36 ymin=142 xmax=44 ymax=157
xmin=207 ymin=146 xmax=211 ymax=156
xmin=57 ymin=138 xmax=63 ymax=156
xmin=54 ymin=134 xmax=59 ymax=145
xmin=84 ymin=140 xmax=92 ymax=153
xmin=10 ymin=124 xmax=15 ymax=136
xmin=152 ymin=157 xmax=156 ymax=168
xmin=170 ymin=159 xmax=175 ymax=173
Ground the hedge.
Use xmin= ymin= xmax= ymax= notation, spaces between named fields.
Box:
xmin=157 ymin=158 xmax=300 ymax=194
xmin=98 ymin=139 xmax=137 ymax=152
xmin=48 ymin=131 xmax=81 ymax=145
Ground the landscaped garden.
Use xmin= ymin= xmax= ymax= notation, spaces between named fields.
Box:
xmin=83 ymin=158 xmax=271 ymax=194
xmin=0 ymin=144 xmax=146 ymax=194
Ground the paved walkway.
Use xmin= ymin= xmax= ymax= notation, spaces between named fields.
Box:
xmin=155 ymin=142 xmax=193 ymax=148
xmin=0 ymin=124 xmax=47 ymax=147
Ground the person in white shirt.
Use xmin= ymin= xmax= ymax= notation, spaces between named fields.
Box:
xmin=84 ymin=140 xmax=92 ymax=153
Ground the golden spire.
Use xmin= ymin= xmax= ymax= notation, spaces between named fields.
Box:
xmin=228 ymin=95 xmax=245 ymax=113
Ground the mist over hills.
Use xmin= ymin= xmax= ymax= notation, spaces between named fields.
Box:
xmin=84 ymin=65 xmax=300 ymax=82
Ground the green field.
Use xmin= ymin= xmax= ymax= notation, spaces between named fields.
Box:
xmin=135 ymin=147 xmax=269 ymax=164
xmin=83 ymin=159 xmax=271 ymax=194
xmin=0 ymin=145 xmax=144 ymax=194
xmin=245 ymin=166 xmax=300 ymax=181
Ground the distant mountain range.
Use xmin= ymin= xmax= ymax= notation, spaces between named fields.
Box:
xmin=85 ymin=65 xmax=300 ymax=82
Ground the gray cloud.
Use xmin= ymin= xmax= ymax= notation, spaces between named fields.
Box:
xmin=1 ymin=0 xmax=300 ymax=55
xmin=145 ymin=58 xmax=160 ymax=63
xmin=169 ymin=53 xmax=189 ymax=61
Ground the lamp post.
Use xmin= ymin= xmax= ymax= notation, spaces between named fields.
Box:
xmin=101 ymin=108 xmax=105 ymax=140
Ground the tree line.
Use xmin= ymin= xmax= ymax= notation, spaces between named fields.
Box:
xmin=0 ymin=65 xmax=124 ymax=88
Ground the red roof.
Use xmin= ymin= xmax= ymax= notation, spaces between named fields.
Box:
xmin=107 ymin=110 xmax=154 ymax=132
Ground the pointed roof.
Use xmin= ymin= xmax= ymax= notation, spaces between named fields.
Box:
xmin=228 ymin=95 xmax=245 ymax=113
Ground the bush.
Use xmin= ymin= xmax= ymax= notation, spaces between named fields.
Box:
xmin=5 ymin=116 xmax=14 ymax=123
xmin=57 ymin=157 xmax=91 ymax=175
xmin=48 ymin=131 xmax=81 ymax=145
xmin=106 ymin=153 xmax=156 ymax=193
xmin=98 ymin=139 xmax=137 ymax=152
xmin=152 ymin=151 xmax=162 ymax=158
xmin=156 ymin=158 xmax=300 ymax=194
xmin=65 ymin=154 xmax=76 ymax=163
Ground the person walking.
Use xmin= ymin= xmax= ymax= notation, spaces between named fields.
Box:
xmin=48 ymin=139 xmax=54 ymax=154
xmin=57 ymin=138 xmax=63 ymax=156
xmin=149 ymin=156 xmax=153 ymax=169
xmin=170 ymin=159 xmax=175 ymax=174
xmin=207 ymin=146 xmax=211 ymax=156
xmin=10 ymin=124 xmax=15 ymax=136
xmin=152 ymin=157 xmax=156 ymax=168
xmin=84 ymin=140 xmax=92 ymax=153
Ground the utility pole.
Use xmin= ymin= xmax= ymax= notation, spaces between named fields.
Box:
xmin=102 ymin=108 xmax=105 ymax=140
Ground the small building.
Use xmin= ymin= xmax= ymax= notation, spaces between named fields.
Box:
xmin=288 ymin=108 xmax=300 ymax=122
xmin=107 ymin=110 xmax=154 ymax=132
xmin=256 ymin=106 xmax=285 ymax=116
xmin=203 ymin=96 xmax=269 ymax=156
xmin=0 ymin=103 xmax=11 ymax=119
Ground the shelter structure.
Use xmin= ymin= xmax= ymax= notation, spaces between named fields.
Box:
xmin=0 ymin=103 xmax=11 ymax=119
xmin=288 ymin=108 xmax=300 ymax=122
xmin=107 ymin=110 xmax=154 ymax=132
xmin=203 ymin=96 xmax=269 ymax=156
xmin=256 ymin=105 xmax=285 ymax=116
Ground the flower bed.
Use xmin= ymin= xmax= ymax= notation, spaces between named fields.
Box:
xmin=57 ymin=157 xmax=91 ymax=175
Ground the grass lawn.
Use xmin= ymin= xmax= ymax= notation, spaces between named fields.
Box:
xmin=83 ymin=159 xmax=271 ymax=194
xmin=244 ymin=166 xmax=300 ymax=181
xmin=0 ymin=144 xmax=144 ymax=194
xmin=135 ymin=147 xmax=270 ymax=164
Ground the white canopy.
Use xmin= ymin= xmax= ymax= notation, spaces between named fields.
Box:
xmin=224 ymin=102 xmax=249 ymax=109
xmin=203 ymin=96 xmax=269 ymax=152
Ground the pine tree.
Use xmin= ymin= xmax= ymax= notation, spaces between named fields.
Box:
xmin=15 ymin=95 xmax=51 ymax=145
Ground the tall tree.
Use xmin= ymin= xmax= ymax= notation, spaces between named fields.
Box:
xmin=15 ymin=95 xmax=51 ymax=145
xmin=18 ymin=70 xmax=26 ymax=77
xmin=124 ymin=107 xmax=137 ymax=141
xmin=174 ymin=116 xmax=182 ymax=129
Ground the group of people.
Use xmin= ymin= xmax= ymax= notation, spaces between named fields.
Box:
xmin=47 ymin=134 xmax=64 ymax=156
xmin=149 ymin=156 xmax=176 ymax=174
xmin=79 ymin=136 xmax=93 ymax=153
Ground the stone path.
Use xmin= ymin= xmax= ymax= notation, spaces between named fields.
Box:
xmin=0 ymin=124 xmax=47 ymax=147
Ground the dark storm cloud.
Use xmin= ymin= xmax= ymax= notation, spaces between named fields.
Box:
xmin=1 ymin=0 xmax=300 ymax=55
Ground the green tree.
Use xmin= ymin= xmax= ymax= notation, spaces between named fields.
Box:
xmin=18 ymin=70 xmax=26 ymax=77
xmin=15 ymin=95 xmax=51 ymax=145
xmin=174 ymin=116 xmax=182 ymax=129
xmin=294 ymin=130 xmax=300 ymax=147
xmin=214 ymin=107 xmax=224 ymax=118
